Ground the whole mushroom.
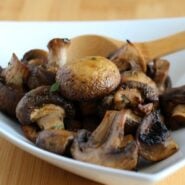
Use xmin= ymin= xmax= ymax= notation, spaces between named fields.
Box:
xmin=16 ymin=86 xmax=75 ymax=130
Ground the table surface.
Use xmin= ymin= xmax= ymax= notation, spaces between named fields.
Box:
xmin=0 ymin=0 xmax=185 ymax=185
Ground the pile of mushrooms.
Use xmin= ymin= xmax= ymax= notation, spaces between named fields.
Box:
xmin=0 ymin=38 xmax=181 ymax=171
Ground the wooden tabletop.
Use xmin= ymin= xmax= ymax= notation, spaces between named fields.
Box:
xmin=1 ymin=0 xmax=185 ymax=185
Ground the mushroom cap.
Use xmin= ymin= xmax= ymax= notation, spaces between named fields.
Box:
xmin=56 ymin=56 xmax=121 ymax=101
xmin=22 ymin=49 xmax=48 ymax=64
xmin=16 ymin=86 xmax=75 ymax=125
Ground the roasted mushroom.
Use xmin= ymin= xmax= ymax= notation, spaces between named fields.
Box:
xmin=137 ymin=111 xmax=178 ymax=161
xmin=56 ymin=56 xmax=121 ymax=101
xmin=0 ymin=54 xmax=28 ymax=116
xmin=16 ymin=86 xmax=75 ymax=130
xmin=99 ymin=71 xmax=159 ymax=117
xmin=160 ymin=85 xmax=185 ymax=129
xmin=71 ymin=110 xmax=138 ymax=170
xmin=121 ymin=70 xmax=157 ymax=90
xmin=36 ymin=129 xmax=75 ymax=155
xmin=147 ymin=59 xmax=171 ymax=93
xmin=22 ymin=49 xmax=55 ymax=90
xmin=108 ymin=41 xmax=146 ymax=72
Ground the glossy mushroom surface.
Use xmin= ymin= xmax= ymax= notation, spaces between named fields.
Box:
xmin=57 ymin=56 xmax=121 ymax=101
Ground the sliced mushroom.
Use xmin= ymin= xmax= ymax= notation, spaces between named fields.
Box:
xmin=147 ymin=59 xmax=171 ymax=93
xmin=16 ymin=86 xmax=75 ymax=130
xmin=47 ymin=38 xmax=70 ymax=72
xmin=0 ymin=54 xmax=28 ymax=116
xmin=36 ymin=129 xmax=75 ymax=155
xmin=114 ymin=87 xmax=143 ymax=110
xmin=137 ymin=111 xmax=178 ymax=161
xmin=110 ymin=81 xmax=158 ymax=116
xmin=71 ymin=110 xmax=138 ymax=170
xmin=1 ymin=53 xmax=29 ymax=88
xmin=108 ymin=41 xmax=146 ymax=72
xmin=22 ymin=49 xmax=56 ymax=90
xmin=121 ymin=70 xmax=157 ymax=90
xmin=160 ymin=85 xmax=185 ymax=129
xmin=57 ymin=56 xmax=121 ymax=101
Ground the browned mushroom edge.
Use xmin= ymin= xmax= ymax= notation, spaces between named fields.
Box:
xmin=108 ymin=40 xmax=146 ymax=73
xmin=22 ymin=48 xmax=55 ymax=90
xmin=160 ymin=85 xmax=185 ymax=129
xmin=71 ymin=110 xmax=138 ymax=170
xmin=36 ymin=129 xmax=75 ymax=155
xmin=0 ymin=54 xmax=28 ymax=116
xmin=136 ymin=111 xmax=178 ymax=161
xmin=147 ymin=59 xmax=171 ymax=93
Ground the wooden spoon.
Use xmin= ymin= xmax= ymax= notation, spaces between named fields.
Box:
xmin=67 ymin=31 xmax=185 ymax=63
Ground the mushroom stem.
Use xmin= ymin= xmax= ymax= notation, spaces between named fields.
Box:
xmin=30 ymin=104 xmax=65 ymax=130
xmin=71 ymin=110 xmax=138 ymax=170
xmin=47 ymin=38 xmax=70 ymax=71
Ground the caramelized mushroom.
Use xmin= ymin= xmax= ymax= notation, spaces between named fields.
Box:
xmin=22 ymin=49 xmax=55 ymax=90
xmin=137 ymin=111 xmax=178 ymax=161
xmin=160 ymin=85 xmax=185 ymax=129
xmin=121 ymin=71 xmax=157 ymax=90
xmin=57 ymin=56 xmax=121 ymax=101
xmin=16 ymin=86 xmax=75 ymax=130
xmin=99 ymin=72 xmax=159 ymax=117
xmin=71 ymin=110 xmax=138 ymax=170
xmin=108 ymin=41 xmax=146 ymax=72
xmin=147 ymin=59 xmax=171 ymax=93
xmin=0 ymin=54 xmax=28 ymax=116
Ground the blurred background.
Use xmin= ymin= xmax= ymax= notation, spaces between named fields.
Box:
xmin=0 ymin=0 xmax=184 ymax=20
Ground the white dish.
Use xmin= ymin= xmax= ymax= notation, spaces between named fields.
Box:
xmin=1 ymin=18 xmax=185 ymax=185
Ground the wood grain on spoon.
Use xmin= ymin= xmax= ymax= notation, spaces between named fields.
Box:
xmin=68 ymin=31 xmax=185 ymax=63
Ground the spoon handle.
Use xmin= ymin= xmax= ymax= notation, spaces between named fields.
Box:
xmin=136 ymin=31 xmax=185 ymax=61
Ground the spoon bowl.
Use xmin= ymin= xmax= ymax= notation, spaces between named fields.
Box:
xmin=67 ymin=31 xmax=185 ymax=63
